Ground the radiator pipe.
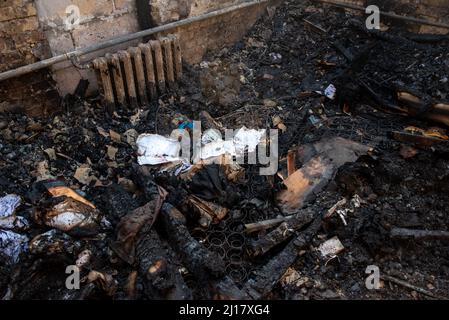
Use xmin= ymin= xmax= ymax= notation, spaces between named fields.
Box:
xmin=317 ymin=0 xmax=449 ymax=30
xmin=0 ymin=0 xmax=269 ymax=83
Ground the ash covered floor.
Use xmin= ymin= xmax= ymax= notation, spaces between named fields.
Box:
xmin=1 ymin=0 xmax=449 ymax=300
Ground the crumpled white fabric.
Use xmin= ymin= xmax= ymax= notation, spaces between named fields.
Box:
xmin=136 ymin=134 xmax=183 ymax=165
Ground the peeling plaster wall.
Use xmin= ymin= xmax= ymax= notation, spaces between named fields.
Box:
xmin=146 ymin=0 xmax=242 ymax=26
xmin=34 ymin=0 xmax=140 ymax=96
xmin=35 ymin=0 xmax=271 ymax=97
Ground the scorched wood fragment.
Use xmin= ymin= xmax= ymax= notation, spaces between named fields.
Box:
xmin=135 ymin=225 xmax=192 ymax=300
xmin=244 ymin=216 xmax=323 ymax=299
xmin=161 ymin=203 xmax=226 ymax=279
xmin=277 ymin=137 xmax=371 ymax=214
xmin=107 ymin=178 xmax=191 ymax=299
xmin=250 ymin=208 xmax=316 ymax=257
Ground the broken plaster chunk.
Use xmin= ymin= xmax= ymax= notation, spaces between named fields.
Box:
xmin=318 ymin=236 xmax=345 ymax=258
xmin=74 ymin=165 xmax=95 ymax=185
xmin=0 ymin=194 xmax=28 ymax=230
xmin=263 ymin=99 xmax=277 ymax=107
xmin=0 ymin=229 xmax=28 ymax=265
xmin=76 ymin=249 xmax=92 ymax=270
xmin=107 ymin=145 xmax=118 ymax=160
xmin=44 ymin=148 xmax=56 ymax=160
xmin=35 ymin=160 xmax=55 ymax=181
xmin=124 ymin=129 xmax=139 ymax=147
xmin=109 ymin=130 xmax=121 ymax=143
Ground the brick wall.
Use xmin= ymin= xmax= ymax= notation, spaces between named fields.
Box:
xmin=0 ymin=0 xmax=59 ymax=116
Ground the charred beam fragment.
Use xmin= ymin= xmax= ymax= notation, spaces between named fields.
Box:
xmin=161 ymin=203 xmax=226 ymax=279
xmin=391 ymin=228 xmax=449 ymax=242
xmin=136 ymin=225 xmax=192 ymax=299
xmin=249 ymin=208 xmax=316 ymax=257
xmin=244 ymin=216 xmax=323 ymax=299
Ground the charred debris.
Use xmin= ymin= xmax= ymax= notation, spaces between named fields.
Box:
xmin=1 ymin=1 xmax=449 ymax=300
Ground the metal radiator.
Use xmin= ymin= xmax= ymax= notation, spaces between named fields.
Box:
xmin=92 ymin=35 xmax=182 ymax=112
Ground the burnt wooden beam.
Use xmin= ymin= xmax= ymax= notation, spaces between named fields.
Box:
xmin=244 ymin=216 xmax=323 ymax=299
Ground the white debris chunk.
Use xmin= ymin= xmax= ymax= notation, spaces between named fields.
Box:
xmin=76 ymin=249 xmax=92 ymax=269
xmin=318 ymin=236 xmax=345 ymax=258
xmin=233 ymin=127 xmax=266 ymax=154
xmin=136 ymin=134 xmax=183 ymax=165
xmin=0 ymin=194 xmax=28 ymax=230
xmin=48 ymin=211 xmax=89 ymax=233
xmin=0 ymin=194 xmax=21 ymax=218
xmin=0 ymin=230 xmax=28 ymax=264
xmin=324 ymin=84 xmax=337 ymax=100
xmin=199 ymin=140 xmax=236 ymax=160
xmin=198 ymin=127 xmax=266 ymax=161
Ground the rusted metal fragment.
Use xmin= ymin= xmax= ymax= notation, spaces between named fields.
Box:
xmin=129 ymin=47 xmax=149 ymax=106
xmin=118 ymin=50 xmax=138 ymax=109
xmin=161 ymin=37 xmax=175 ymax=87
xmin=150 ymin=40 xmax=166 ymax=93
xmin=139 ymin=43 xmax=157 ymax=99
xmin=287 ymin=149 xmax=296 ymax=176
xmin=106 ymin=53 xmax=126 ymax=107
xmin=92 ymin=57 xmax=115 ymax=114
xmin=171 ymin=35 xmax=183 ymax=80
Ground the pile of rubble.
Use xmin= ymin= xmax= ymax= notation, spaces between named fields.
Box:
xmin=1 ymin=0 xmax=449 ymax=300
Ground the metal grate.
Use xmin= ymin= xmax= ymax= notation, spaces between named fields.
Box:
xmin=92 ymin=35 xmax=182 ymax=113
